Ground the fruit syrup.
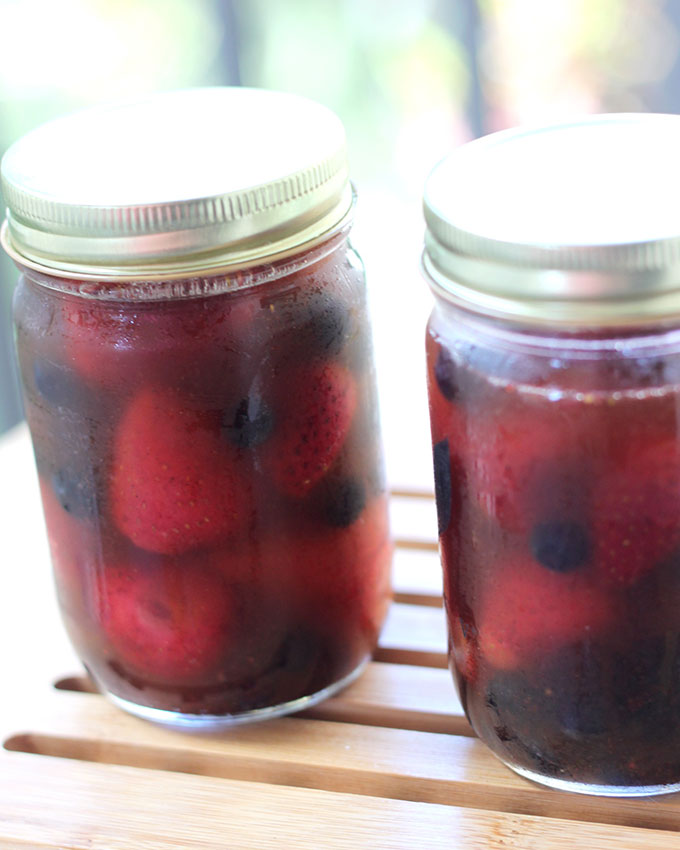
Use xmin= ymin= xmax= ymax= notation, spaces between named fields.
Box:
xmin=427 ymin=328 xmax=680 ymax=787
xmin=15 ymin=246 xmax=392 ymax=716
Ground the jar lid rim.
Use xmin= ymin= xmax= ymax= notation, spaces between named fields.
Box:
xmin=423 ymin=114 xmax=680 ymax=324
xmin=1 ymin=87 xmax=352 ymax=276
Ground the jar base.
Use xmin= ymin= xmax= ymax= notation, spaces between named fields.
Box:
xmin=509 ymin=762 xmax=680 ymax=798
xmin=104 ymin=656 xmax=369 ymax=729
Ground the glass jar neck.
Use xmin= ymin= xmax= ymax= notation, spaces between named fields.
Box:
xmin=430 ymin=289 xmax=680 ymax=357
xmin=18 ymin=228 xmax=351 ymax=303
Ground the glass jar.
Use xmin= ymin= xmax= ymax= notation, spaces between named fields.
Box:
xmin=422 ymin=114 xmax=680 ymax=796
xmin=2 ymin=88 xmax=391 ymax=727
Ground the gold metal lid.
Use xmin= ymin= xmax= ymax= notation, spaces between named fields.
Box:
xmin=1 ymin=87 xmax=352 ymax=281
xmin=423 ymin=114 xmax=680 ymax=326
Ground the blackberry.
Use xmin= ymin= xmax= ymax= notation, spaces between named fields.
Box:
xmin=264 ymin=289 xmax=351 ymax=361
xmin=324 ymin=477 xmax=366 ymax=528
xmin=52 ymin=467 xmax=98 ymax=519
xmin=434 ymin=348 xmax=458 ymax=401
xmin=33 ymin=357 xmax=82 ymax=408
xmin=545 ymin=642 xmax=609 ymax=736
xmin=433 ymin=438 xmax=452 ymax=534
xmin=530 ymin=520 xmax=591 ymax=572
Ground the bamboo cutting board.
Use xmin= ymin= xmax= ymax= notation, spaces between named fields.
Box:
xmin=2 ymin=423 xmax=680 ymax=849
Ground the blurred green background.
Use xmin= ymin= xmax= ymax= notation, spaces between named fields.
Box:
xmin=2 ymin=0 xmax=680 ymax=471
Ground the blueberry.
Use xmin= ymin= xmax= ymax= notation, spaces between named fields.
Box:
xmin=324 ymin=478 xmax=366 ymax=527
xmin=433 ymin=438 xmax=452 ymax=534
xmin=52 ymin=468 xmax=98 ymax=519
xmin=223 ymin=396 xmax=274 ymax=448
xmin=434 ymin=348 xmax=458 ymax=401
xmin=530 ymin=520 xmax=591 ymax=572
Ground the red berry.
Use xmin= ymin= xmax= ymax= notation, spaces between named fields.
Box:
xmin=110 ymin=387 xmax=252 ymax=554
xmin=479 ymin=557 xmax=616 ymax=670
xmin=266 ymin=362 xmax=358 ymax=496
xmin=98 ymin=559 xmax=234 ymax=683
xmin=295 ymin=496 xmax=392 ymax=632
xmin=593 ymin=437 xmax=680 ymax=586
xmin=448 ymin=613 xmax=478 ymax=683
xmin=60 ymin=291 xmax=259 ymax=404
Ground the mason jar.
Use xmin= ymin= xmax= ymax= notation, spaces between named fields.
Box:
xmin=423 ymin=114 xmax=680 ymax=795
xmin=2 ymin=88 xmax=391 ymax=727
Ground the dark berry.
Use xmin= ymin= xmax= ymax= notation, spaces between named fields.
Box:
xmin=52 ymin=468 xmax=98 ymax=518
xmin=276 ymin=628 xmax=322 ymax=675
xmin=433 ymin=438 xmax=452 ymax=534
xmin=611 ymin=637 xmax=677 ymax=731
xmin=483 ymin=671 xmax=561 ymax=768
xmin=434 ymin=348 xmax=458 ymax=401
xmin=486 ymin=671 xmax=536 ymax=722
xmin=324 ymin=478 xmax=366 ymax=527
xmin=33 ymin=357 xmax=82 ymax=408
xmin=223 ymin=396 xmax=274 ymax=448
xmin=264 ymin=289 xmax=351 ymax=361
xmin=530 ymin=520 xmax=590 ymax=572
xmin=544 ymin=642 xmax=609 ymax=736
xmin=300 ymin=293 xmax=350 ymax=357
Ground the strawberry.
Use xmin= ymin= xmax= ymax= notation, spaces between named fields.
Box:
xmin=448 ymin=613 xmax=478 ymax=683
xmin=250 ymin=495 xmax=391 ymax=633
xmin=266 ymin=361 xmax=357 ymax=496
xmin=478 ymin=557 xmax=616 ymax=671
xmin=110 ymin=387 xmax=252 ymax=554
xmin=98 ymin=559 xmax=234 ymax=683
xmin=292 ymin=495 xmax=392 ymax=639
xmin=60 ymin=290 xmax=259 ymax=405
xmin=592 ymin=437 xmax=680 ymax=585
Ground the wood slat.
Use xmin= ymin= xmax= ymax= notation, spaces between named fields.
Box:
xmin=4 ymin=751 xmax=680 ymax=850
xmin=6 ymin=687 xmax=680 ymax=834
xmin=377 ymin=601 xmax=448 ymax=667
xmin=389 ymin=494 xmax=439 ymax=550
xmin=391 ymin=547 xmax=443 ymax=606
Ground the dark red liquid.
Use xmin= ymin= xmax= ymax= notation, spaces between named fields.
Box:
xmin=427 ymin=319 xmax=680 ymax=789
xmin=15 ymin=238 xmax=391 ymax=717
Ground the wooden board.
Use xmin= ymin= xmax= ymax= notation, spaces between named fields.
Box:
xmin=3 ymin=423 xmax=680 ymax=849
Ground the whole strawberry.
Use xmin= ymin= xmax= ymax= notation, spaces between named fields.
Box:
xmin=266 ymin=361 xmax=357 ymax=497
xmin=479 ymin=557 xmax=616 ymax=670
xmin=110 ymin=387 xmax=252 ymax=554
xmin=593 ymin=437 xmax=680 ymax=585
xmin=98 ymin=559 xmax=234 ymax=684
